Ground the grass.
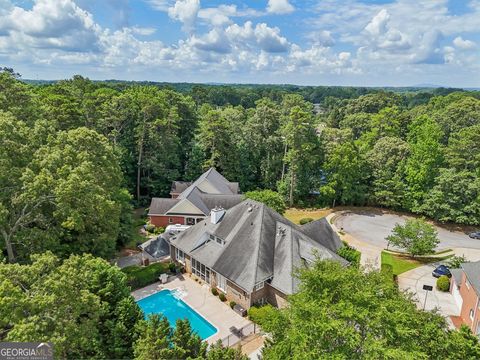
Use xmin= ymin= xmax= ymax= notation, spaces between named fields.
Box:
xmin=381 ymin=251 xmax=452 ymax=276
xmin=284 ymin=208 xmax=332 ymax=224
xmin=122 ymin=262 xmax=170 ymax=290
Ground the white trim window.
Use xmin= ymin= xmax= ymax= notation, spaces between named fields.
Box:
xmin=176 ymin=248 xmax=185 ymax=264
xmin=470 ymin=309 xmax=475 ymax=321
xmin=254 ymin=281 xmax=264 ymax=291
xmin=217 ymin=273 xmax=227 ymax=292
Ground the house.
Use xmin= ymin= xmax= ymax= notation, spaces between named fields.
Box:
xmin=450 ymin=261 xmax=480 ymax=334
xmin=148 ymin=168 xmax=242 ymax=228
xmin=169 ymin=199 xmax=347 ymax=309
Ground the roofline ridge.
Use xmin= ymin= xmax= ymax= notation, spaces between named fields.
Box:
xmin=251 ymin=204 xmax=267 ymax=287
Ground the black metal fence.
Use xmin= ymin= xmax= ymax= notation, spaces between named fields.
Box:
xmin=220 ymin=322 xmax=261 ymax=348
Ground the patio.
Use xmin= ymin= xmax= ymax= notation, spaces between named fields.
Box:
xmin=131 ymin=274 xmax=252 ymax=344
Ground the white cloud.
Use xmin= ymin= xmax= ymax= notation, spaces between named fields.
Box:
xmin=146 ymin=0 xmax=172 ymax=11
xmin=267 ymin=0 xmax=294 ymax=14
xmin=198 ymin=5 xmax=237 ymax=27
xmin=308 ymin=30 xmax=335 ymax=47
xmin=167 ymin=0 xmax=199 ymax=33
xmin=453 ymin=36 xmax=476 ymax=50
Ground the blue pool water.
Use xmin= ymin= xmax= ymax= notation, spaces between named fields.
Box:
xmin=137 ymin=289 xmax=217 ymax=340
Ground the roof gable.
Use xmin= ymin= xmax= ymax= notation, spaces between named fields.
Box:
xmin=166 ymin=198 xmax=206 ymax=216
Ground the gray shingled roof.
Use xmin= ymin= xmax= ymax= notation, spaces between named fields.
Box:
xmin=462 ymin=261 xmax=480 ymax=295
xmin=300 ymin=218 xmax=342 ymax=253
xmin=171 ymin=200 xmax=347 ymax=295
xmin=179 ymin=168 xmax=239 ymax=198
xmin=171 ymin=181 xmax=192 ymax=194
xmin=451 ymin=268 xmax=463 ymax=287
xmin=148 ymin=168 xmax=242 ymax=216
xmin=149 ymin=198 xmax=180 ymax=215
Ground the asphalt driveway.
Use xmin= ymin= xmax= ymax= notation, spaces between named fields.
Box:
xmin=334 ymin=210 xmax=480 ymax=250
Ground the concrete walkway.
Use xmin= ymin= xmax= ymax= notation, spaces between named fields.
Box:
xmin=132 ymin=274 xmax=251 ymax=344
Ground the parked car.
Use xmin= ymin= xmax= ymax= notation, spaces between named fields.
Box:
xmin=432 ymin=265 xmax=451 ymax=278
xmin=469 ymin=231 xmax=480 ymax=240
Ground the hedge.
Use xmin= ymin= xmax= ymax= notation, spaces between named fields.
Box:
xmin=437 ymin=275 xmax=450 ymax=292
xmin=299 ymin=218 xmax=314 ymax=225
xmin=122 ymin=262 xmax=170 ymax=290
xmin=337 ymin=241 xmax=361 ymax=268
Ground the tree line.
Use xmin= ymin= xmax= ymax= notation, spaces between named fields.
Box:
xmin=1 ymin=70 xmax=479 ymax=263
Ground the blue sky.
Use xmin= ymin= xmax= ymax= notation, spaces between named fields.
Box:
xmin=1 ymin=0 xmax=479 ymax=86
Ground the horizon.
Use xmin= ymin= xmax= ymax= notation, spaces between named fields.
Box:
xmin=2 ymin=0 xmax=480 ymax=87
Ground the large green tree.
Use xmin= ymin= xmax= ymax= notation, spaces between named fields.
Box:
xmin=256 ymin=260 xmax=480 ymax=359
xmin=0 ymin=252 xmax=142 ymax=359
xmin=404 ymin=115 xmax=444 ymax=210
xmin=386 ymin=218 xmax=439 ymax=256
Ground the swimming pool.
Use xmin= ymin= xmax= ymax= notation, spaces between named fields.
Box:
xmin=137 ymin=289 xmax=217 ymax=340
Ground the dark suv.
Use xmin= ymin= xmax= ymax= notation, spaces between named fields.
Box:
xmin=469 ymin=231 xmax=480 ymax=240
xmin=432 ymin=265 xmax=451 ymax=278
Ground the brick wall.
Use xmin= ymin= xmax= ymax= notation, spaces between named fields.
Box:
xmin=149 ymin=215 xmax=185 ymax=227
xmin=266 ymin=284 xmax=288 ymax=308
xmin=225 ymin=280 xmax=250 ymax=309
xmin=458 ymin=272 xmax=480 ymax=332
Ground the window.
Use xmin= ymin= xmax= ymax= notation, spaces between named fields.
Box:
xmin=254 ymin=282 xmax=264 ymax=291
xmin=470 ymin=309 xmax=475 ymax=320
xmin=168 ymin=218 xmax=173 ymax=224
xmin=192 ymin=258 xmax=212 ymax=284
xmin=217 ymin=273 xmax=227 ymax=292
xmin=175 ymin=248 xmax=185 ymax=264
xmin=186 ymin=217 xmax=195 ymax=225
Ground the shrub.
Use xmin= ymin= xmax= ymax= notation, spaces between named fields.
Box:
xmin=168 ymin=262 xmax=176 ymax=273
xmin=337 ymin=242 xmax=361 ymax=268
xmin=299 ymin=218 xmax=314 ymax=225
xmin=248 ymin=304 xmax=277 ymax=324
xmin=211 ymin=288 xmax=218 ymax=296
xmin=437 ymin=275 xmax=450 ymax=292
xmin=229 ymin=301 xmax=236 ymax=309
xmin=122 ymin=262 xmax=169 ymax=290
xmin=219 ymin=293 xmax=226 ymax=302
xmin=145 ymin=223 xmax=156 ymax=233
xmin=153 ymin=226 xmax=165 ymax=235
xmin=447 ymin=255 xmax=468 ymax=269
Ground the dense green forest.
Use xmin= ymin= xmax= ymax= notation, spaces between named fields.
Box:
xmin=1 ymin=69 xmax=479 ymax=263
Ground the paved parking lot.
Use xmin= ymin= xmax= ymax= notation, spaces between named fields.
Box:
xmin=335 ymin=210 xmax=480 ymax=250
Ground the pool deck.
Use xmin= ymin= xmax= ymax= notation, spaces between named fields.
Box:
xmin=131 ymin=274 xmax=252 ymax=344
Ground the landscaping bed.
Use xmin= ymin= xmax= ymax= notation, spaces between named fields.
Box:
xmin=122 ymin=262 xmax=170 ymax=290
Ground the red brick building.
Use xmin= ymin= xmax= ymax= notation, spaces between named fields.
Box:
xmin=450 ymin=261 xmax=480 ymax=335
xmin=148 ymin=168 xmax=242 ymax=228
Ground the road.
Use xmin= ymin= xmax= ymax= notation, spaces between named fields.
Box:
xmin=335 ymin=210 xmax=480 ymax=250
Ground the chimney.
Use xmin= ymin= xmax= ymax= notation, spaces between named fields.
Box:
xmin=210 ymin=206 xmax=226 ymax=224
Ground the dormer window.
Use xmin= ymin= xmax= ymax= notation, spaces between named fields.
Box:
xmin=208 ymin=233 xmax=225 ymax=246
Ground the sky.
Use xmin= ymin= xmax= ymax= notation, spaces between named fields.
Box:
xmin=0 ymin=0 xmax=479 ymax=87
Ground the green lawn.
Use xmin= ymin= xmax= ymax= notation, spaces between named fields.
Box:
xmin=284 ymin=208 xmax=332 ymax=224
xmin=381 ymin=252 xmax=423 ymax=275
xmin=381 ymin=251 xmax=451 ymax=276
